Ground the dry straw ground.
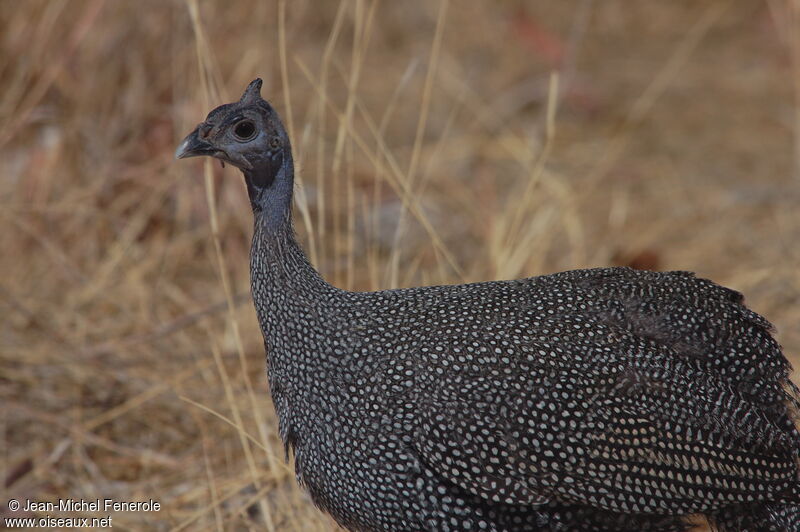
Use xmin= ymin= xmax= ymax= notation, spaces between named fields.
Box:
xmin=2 ymin=0 xmax=800 ymax=530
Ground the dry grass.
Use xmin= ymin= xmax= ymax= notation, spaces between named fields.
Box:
xmin=2 ymin=1 xmax=800 ymax=530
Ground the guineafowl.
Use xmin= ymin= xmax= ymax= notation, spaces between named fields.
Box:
xmin=176 ymin=79 xmax=800 ymax=532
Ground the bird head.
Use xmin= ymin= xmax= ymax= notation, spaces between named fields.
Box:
xmin=175 ymin=79 xmax=289 ymax=186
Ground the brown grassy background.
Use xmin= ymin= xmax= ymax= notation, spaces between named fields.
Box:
xmin=2 ymin=0 xmax=800 ymax=530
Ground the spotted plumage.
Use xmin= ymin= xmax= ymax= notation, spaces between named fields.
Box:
xmin=177 ymin=79 xmax=800 ymax=532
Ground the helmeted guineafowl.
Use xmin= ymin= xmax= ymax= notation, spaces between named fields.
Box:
xmin=176 ymin=79 xmax=800 ymax=532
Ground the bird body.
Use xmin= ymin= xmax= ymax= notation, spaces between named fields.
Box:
xmin=177 ymin=79 xmax=800 ymax=531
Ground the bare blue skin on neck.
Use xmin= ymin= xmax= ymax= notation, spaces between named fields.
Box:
xmin=245 ymin=147 xmax=294 ymax=230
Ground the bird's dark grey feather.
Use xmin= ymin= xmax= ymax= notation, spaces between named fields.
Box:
xmin=250 ymin=227 xmax=800 ymax=531
xmin=179 ymin=80 xmax=800 ymax=532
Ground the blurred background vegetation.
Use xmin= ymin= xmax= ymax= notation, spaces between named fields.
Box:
xmin=2 ymin=0 xmax=799 ymax=529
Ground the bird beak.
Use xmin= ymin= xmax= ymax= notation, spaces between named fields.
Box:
xmin=174 ymin=125 xmax=253 ymax=170
xmin=174 ymin=126 xmax=215 ymax=160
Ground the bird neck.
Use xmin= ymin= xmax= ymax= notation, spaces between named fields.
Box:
xmin=243 ymin=148 xmax=294 ymax=230
xmin=245 ymin=147 xmax=333 ymax=294
xmin=249 ymin=176 xmax=333 ymax=300
xmin=250 ymin=216 xmax=329 ymax=291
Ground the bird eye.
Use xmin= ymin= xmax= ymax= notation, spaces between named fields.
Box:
xmin=233 ymin=120 xmax=256 ymax=141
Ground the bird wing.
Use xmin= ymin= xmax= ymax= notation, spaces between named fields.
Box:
xmin=414 ymin=346 xmax=799 ymax=514
xmin=409 ymin=269 xmax=800 ymax=514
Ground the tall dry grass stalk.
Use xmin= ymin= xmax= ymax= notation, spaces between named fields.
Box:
xmin=2 ymin=1 xmax=798 ymax=530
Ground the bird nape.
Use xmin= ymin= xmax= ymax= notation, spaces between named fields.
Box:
xmin=176 ymin=79 xmax=800 ymax=532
